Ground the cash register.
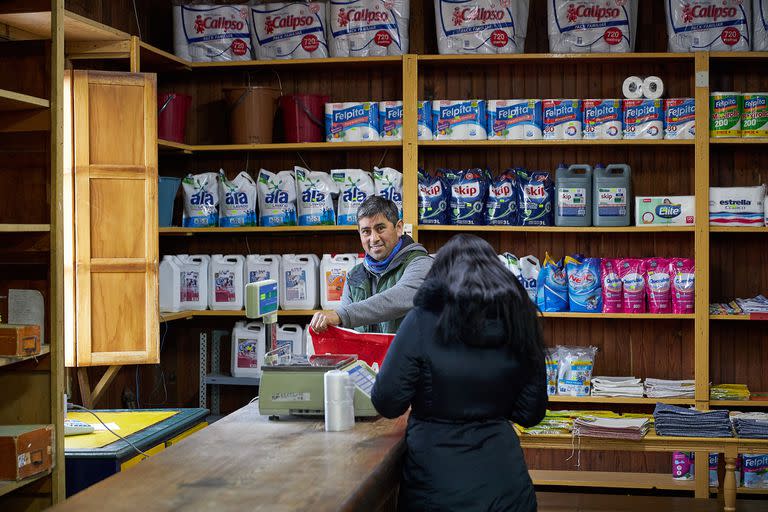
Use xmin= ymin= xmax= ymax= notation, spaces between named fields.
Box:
xmin=245 ymin=280 xmax=378 ymax=419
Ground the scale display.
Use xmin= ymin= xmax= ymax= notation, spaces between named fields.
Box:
xmin=346 ymin=362 xmax=376 ymax=397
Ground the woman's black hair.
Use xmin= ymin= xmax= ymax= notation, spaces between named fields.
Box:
xmin=414 ymin=234 xmax=545 ymax=364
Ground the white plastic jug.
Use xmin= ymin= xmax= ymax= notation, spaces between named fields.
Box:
xmin=305 ymin=324 xmax=315 ymax=356
xmin=209 ymin=254 xmax=245 ymax=310
xmin=231 ymin=321 xmax=265 ymax=378
xmin=277 ymin=324 xmax=304 ymax=355
xmin=320 ymin=254 xmax=357 ymax=310
xmin=179 ymin=254 xmax=209 ymax=311
xmin=279 ymin=254 xmax=319 ymax=310
xmin=159 ymin=255 xmax=183 ymax=313
xmin=245 ymin=254 xmax=281 ymax=287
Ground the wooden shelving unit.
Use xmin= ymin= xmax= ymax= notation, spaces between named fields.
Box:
xmin=0 ymin=345 xmax=50 ymax=368
xmin=0 ymin=89 xmax=49 ymax=111
xmin=418 ymin=225 xmax=695 ymax=233
xmin=0 ymin=223 xmax=51 ymax=232
xmin=160 ymin=310 xmax=321 ymax=323
xmin=420 ymin=139 xmax=694 ymax=147
xmin=547 ymin=396 xmax=694 ymax=405
xmin=0 ymin=470 xmax=53 ymax=499
xmin=158 ymin=139 xmax=401 ymax=153
xmin=709 ymin=138 xmax=768 ymax=145
xmin=160 ymin=226 xmax=358 ymax=235
xmin=529 ymin=469 xmax=695 ymax=491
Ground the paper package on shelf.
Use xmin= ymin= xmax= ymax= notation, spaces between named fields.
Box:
xmin=756 ymin=0 xmax=768 ymax=51
xmin=173 ymin=3 xmax=253 ymax=62
xmin=250 ymin=2 xmax=329 ymax=60
xmin=665 ymin=0 xmax=751 ymax=52
xmin=434 ymin=0 xmax=530 ymax=54
xmin=328 ymin=0 xmax=409 ymax=57
xmin=547 ymin=0 xmax=639 ymax=53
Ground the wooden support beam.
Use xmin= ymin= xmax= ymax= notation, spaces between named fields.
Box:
xmin=91 ymin=365 xmax=122 ymax=406
xmin=77 ymin=367 xmax=92 ymax=409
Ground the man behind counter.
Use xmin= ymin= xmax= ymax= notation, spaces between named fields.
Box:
xmin=309 ymin=196 xmax=432 ymax=334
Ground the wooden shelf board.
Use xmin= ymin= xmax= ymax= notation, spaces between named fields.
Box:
xmin=710 ymin=226 xmax=768 ymax=233
xmin=160 ymin=310 xmax=320 ymax=323
xmin=139 ymin=42 xmax=192 ymax=72
xmin=0 ymin=469 xmax=51 ymax=499
xmin=0 ymin=10 xmax=129 ymax=42
xmin=418 ymin=225 xmax=694 ymax=233
xmin=710 ymin=138 xmax=768 ymax=145
xmin=419 ymin=139 xmax=694 ymax=147
xmin=0 ymin=224 xmax=51 ymax=232
xmin=529 ymin=469 xmax=695 ymax=491
xmin=710 ymin=400 xmax=768 ymax=408
xmin=0 ymin=89 xmax=49 ymax=112
xmin=158 ymin=139 xmax=401 ymax=153
xmin=541 ymin=312 xmax=694 ymax=320
xmin=710 ymin=315 xmax=768 ymax=321
xmin=418 ymin=53 xmax=695 ymax=64
xmin=0 ymin=344 xmax=50 ymax=368
xmin=710 ymin=51 xmax=768 ymax=60
xmin=160 ymin=226 xmax=358 ymax=235
xmin=192 ymin=55 xmax=403 ymax=69
xmin=547 ymin=396 xmax=694 ymax=405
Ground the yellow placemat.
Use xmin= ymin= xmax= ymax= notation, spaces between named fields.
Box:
xmin=66 ymin=411 xmax=178 ymax=450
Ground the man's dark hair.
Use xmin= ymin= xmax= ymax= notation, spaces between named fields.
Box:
xmin=356 ymin=195 xmax=400 ymax=226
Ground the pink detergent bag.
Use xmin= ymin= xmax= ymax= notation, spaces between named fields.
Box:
xmin=600 ymin=258 xmax=623 ymax=313
xmin=670 ymin=258 xmax=695 ymax=314
xmin=643 ymin=258 xmax=672 ymax=314
xmin=618 ymin=258 xmax=646 ymax=313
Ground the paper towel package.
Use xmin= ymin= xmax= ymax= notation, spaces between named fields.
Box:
xmin=432 ymin=100 xmax=487 ymax=140
xmin=664 ymin=98 xmax=696 ymax=140
xmin=756 ymin=0 xmax=768 ymax=51
xmin=582 ymin=99 xmax=623 ymax=140
xmin=623 ymin=99 xmax=663 ymax=139
xmin=379 ymin=101 xmax=403 ymax=140
xmin=418 ymin=101 xmax=433 ymax=140
xmin=325 ymin=102 xmax=380 ymax=142
xmin=636 ymin=196 xmax=695 ymax=226
xmin=434 ymin=0 xmax=530 ymax=54
xmin=487 ymin=100 xmax=542 ymax=140
xmin=665 ymin=0 xmax=751 ymax=52
xmin=547 ymin=0 xmax=638 ymax=53
xmin=710 ymin=185 xmax=767 ymax=226
xmin=173 ymin=4 xmax=253 ymax=62
xmin=328 ymin=0 xmax=410 ymax=57
xmin=250 ymin=2 xmax=329 ymax=60
xmin=543 ymin=99 xmax=582 ymax=140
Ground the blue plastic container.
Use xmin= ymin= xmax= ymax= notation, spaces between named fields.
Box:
xmin=158 ymin=177 xmax=181 ymax=227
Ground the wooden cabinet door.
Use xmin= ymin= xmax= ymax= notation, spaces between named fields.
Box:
xmin=65 ymin=70 xmax=158 ymax=366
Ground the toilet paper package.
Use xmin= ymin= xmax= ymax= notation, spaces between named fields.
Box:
xmin=743 ymin=93 xmax=768 ymax=138
xmin=257 ymin=169 xmax=298 ymax=226
xmin=250 ymin=2 xmax=329 ymax=60
xmin=218 ymin=170 xmax=258 ymax=227
xmin=487 ymin=100 xmax=543 ymax=140
xmin=582 ymin=99 xmax=623 ymax=140
xmin=379 ymin=101 xmax=403 ymax=141
xmin=325 ymin=102 xmax=380 ymax=142
xmin=173 ymin=4 xmax=253 ymax=62
xmin=756 ymin=0 xmax=768 ymax=51
xmin=665 ymin=0 xmax=751 ymax=52
xmin=434 ymin=0 xmax=530 ymax=54
xmin=709 ymin=185 xmax=767 ymax=226
xmin=182 ymin=172 xmax=219 ymax=227
xmin=664 ymin=98 xmax=696 ymax=140
xmin=547 ymin=0 xmax=639 ymax=53
xmin=333 ymin=169 xmax=374 ymax=225
xmin=418 ymin=101 xmax=433 ymax=140
xmin=623 ymin=99 xmax=663 ymax=139
xmin=373 ymin=167 xmax=403 ymax=218
xmin=329 ymin=0 xmax=410 ymax=57
xmin=296 ymin=166 xmax=338 ymax=226
xmin=433 ymin=100 xmax=487 ymax=140
xmin=543 ymin=99 xmax=582 ymax=140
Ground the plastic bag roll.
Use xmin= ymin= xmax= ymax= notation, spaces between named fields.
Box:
xmin=324 ymin=370 xmax=355 ymax=431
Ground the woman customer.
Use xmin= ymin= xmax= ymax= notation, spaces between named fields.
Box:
xmin=371 ymin=234 xmax=547 ymax=512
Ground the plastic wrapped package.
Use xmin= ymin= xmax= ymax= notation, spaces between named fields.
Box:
xmin=548 ymin=0 xmax=638 ymax=53
xmin=665 ymin=0 xmax=751 ymax=52
xmin=173 ymin=2 xmax=253 ymax=61
xmin=434 ymin=0 xmax=530 ymax=54
xmin=328 ymin=0 xmax=409 ymax=57
xmin=556 ymin=345 xmax=598 ymax=397
xmin=250 ymin=2 xmax=329 ymax=59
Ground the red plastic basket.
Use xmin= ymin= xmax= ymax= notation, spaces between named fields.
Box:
xmin=310 ymin=326 xmax=395 ymax=367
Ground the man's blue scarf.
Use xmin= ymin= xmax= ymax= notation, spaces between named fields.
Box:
xmin=365 ymin=238 xmax=404 ymax=275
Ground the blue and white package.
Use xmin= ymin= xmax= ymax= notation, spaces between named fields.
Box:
xmin=296 ymin=166 xmax=337 ymax=226
xmin=418 ymin=169 xmax=450 ymax=225
xmin=418 ymin=100 xmax=432 ymax=140
xmin=756 ymin=0 xmax=768 ymax=51
xmin=566 ymin=256 xmax=603 ymax=313
xmin=583 ymin=99 xmax=623 ymax=140
xmin=332 ymin=169 xmax=374 ymax=225
xmin=379 ymin=101 xmax=403 ymax=141
xmin=487 ymin=99 xmax=542 ymax=140
xmin=432 ymin=100 xmax=487 ymax=140
xmin=516 ymin=169 xmax=554 ymax=226
xmin=556 ymin=345 xmax=598 ymax=397
xmin=325 ymin=102 xmax=379 ymax=142
xmin=249 ymin=2 xmax=329 ymax=60
xmin=537 ymin=253 xmax=568 ymax=312
xmin=218 ymin=170 xmax=257 ymax=227
xmin=543 ymin=99 xmax=582 ymax=140
xmin=665 ymin=0 xmax=751 ymax=52
xmin=450 ymin=168 xmax=488 ymax=225
xmin=182 ymin=172 xmax=219 ymax=227
xmin=664 ymin=98 xmax=696 ymax=140
xmin=485 ymin=169 xmax=518 ymax=225
xmin=623 ymin=99 xmax=663 ymax=139
xmin=374 ymin=167 xmax=403 ymax=218
xmin=257 ymin=168 xmax=297 ymax=226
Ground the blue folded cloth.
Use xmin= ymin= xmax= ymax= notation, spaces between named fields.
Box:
xmin=653 ymin=403 xmax=733 ymax=438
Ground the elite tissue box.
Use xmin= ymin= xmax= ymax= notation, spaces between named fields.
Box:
xmin=635 ymin=196 xmax=695 ymax=226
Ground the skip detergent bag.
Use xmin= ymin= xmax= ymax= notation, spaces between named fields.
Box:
xmin=485 ymin=169 xmax=519 ymax=225
xmin=257 ymin=169 xmax=297 ymax=226
xmin=182 ymin=172 xmax=219 ymax=227
xmin=374 ymin=167 xmax=403 ymax=218
xmin=516 ymin=169 xmax=554 ymax=226
xmin=218 ymin=170 xmax=258 ymax=227
xmin=418 ymin=168 xmax=450 ymax=225
xmin=296 ymin=166 xmax=337 ymax=226
xmin=566 ymin=256 xmax=603 ymax=313
xmin=537 ymin=253 xmax=569 ymax=312
xmin=450 ymin=168 xmax=488 ymax=225
xmin=333 ymin=169 xmax=374 ymax=225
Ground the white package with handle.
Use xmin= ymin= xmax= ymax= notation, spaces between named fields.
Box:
xmin=250 ymin=2 xmax=329 ymax=60
xmin=709 ymin=185 xmax=767 ymax=227
xmin=328 ymin=0 xmax=409 ymax=57
xmin=665 ymin=0 xmax=751 ymax=52
xmin=547 ymin=0 xmax=638 ymax=53
xmin=173 ymin=4 xmax=252 ymax=62
xmin=434 ymin=0 xmax=530 ymax=54
xmin=756 ymin=0 xmax=768 ymax=51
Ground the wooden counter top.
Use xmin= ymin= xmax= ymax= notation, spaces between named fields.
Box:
xmin=51 ymin=403 xmax=407 ymax=512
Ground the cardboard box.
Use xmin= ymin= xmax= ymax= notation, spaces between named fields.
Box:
xmin=635 ymin=196 xmax=695 ymax=226
xmin=0 ymin=324 xmax=41 ymax=357
xmin=0 ymin=425 xmax=53 ymax=480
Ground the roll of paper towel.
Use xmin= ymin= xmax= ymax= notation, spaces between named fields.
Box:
xmin=249 ymin=2 xmax=329 ymax=60
xmin=664 ymin=98 xmax=696 ymax=140
xmin=548 ymin=0 xmax=638 ymax=53
xmin=329 ymin=0 xmax=410 ymax=57
xmin=173 ymin=4 xmax=253 ymax=62
xmin=324 ymin=370 xmax=355 ymax=432
xmin=665 ymin=0 xmax=751 ymax=52
xmin=643 ymin=76 xmax=665 ymax=100
xmin=623 ymin=99 xmax=663 ymax=139
xmin=434 ymin=0 xmax=530 ymax=55
xmin=325 ymin=102 xmax=380 ymax=142
xmin=487 ymin=99 xmax=542 ymax=140
xmin=432 ymin=100 xmax=487 ymax=140
xmin=622 ymin=76 xmax=644 ymax=99
xmin=543 ymin=99 xmax=582 ymax=140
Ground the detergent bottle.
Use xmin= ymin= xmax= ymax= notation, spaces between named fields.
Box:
xmin=320 ymin=254 xmax=357 ymax=310
xmin=556 ymin=164 xmax=593 ymax=227
xmin=593 ymin=164 xmax=631 ymax=227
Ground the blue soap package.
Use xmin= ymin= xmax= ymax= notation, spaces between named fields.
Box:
xmin=537 ymin=253 xmax=569 ymax=312
xmin=566 ymin=256 xmax=603 ymax=313
xmin=449 ymin=168 xmax=489 ymax=225
xmin=418 ymin=168 xmax=450 ymax=225
xmin=485 ymin=169 xmax=519 ymax=225
xmin=516 ymin=169 xmax=554 ymax=226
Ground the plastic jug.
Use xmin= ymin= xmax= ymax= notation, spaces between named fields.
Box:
xmin=231 ymin=321 xmax=265 ymax=378
xmin=209 ymin=254 xmax=245 ymax=310
xmin=277 ymin=324 xmax=304 ymax=355
xmin=159 ymin=255 xmax=183 ymax=312
xmin=304 ymin=324 xmax=315 ymax=356
xmin=178 ymin=254 xmax=209 ymax=311
xmin=320 ymin=254 xmax=357 ymax=310
xmin=593 ymin=164 xmax=632 ymax=227
xmin=279 ymin=254 xmax=319 ymax=310
xmin=245 ymin=254 xmax=281 ymax=287
xmin=556 ymin=164 xmax=593 ymax=227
